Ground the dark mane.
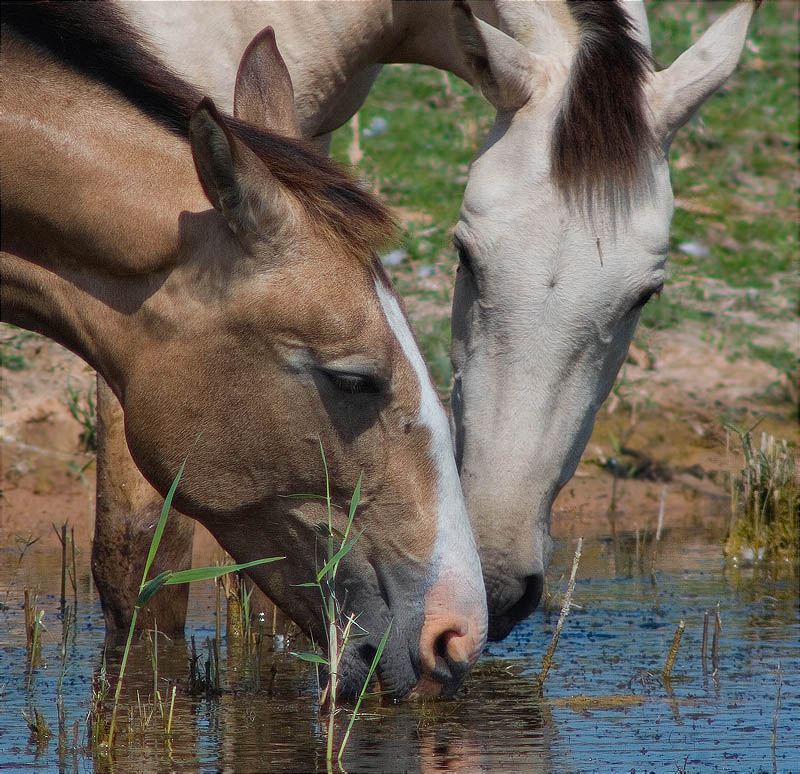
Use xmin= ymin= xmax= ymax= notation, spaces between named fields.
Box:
xmin=552 ymin=0 xmax=654 ymax=209
xmin=1 ymin=1 xmax=395 ymax=256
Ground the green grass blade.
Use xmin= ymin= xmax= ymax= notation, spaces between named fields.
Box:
xmin=319 ymin=439 xmax=332 ymax=535
xmin=291 ymin=582 xmax=321 ymax=588
xmin=162 ymin=557 xmax=284 ymax=586
xmin=290 ymin=651 xmax=329 ymax=665
xmin=136 ymin=570 xmax=173 ymax=607
xmin=338 ymin=621 xmax=393 ymax=766
xmin=315 ymin=530 xmax=363 ymax=583
xmin=108 ymin=607 xmax=139 ymax=746
xmin=343 ymin=472 xmax=363 ymax=545
xmin=140 ymin=459 xmax=186 ymax=588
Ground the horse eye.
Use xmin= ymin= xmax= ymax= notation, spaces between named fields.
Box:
xmin=457 ymin=245 xmax=474 ymax=274
xmin=633 ymin=282 xmax=665 ymax=311
xmin=320 ymin=369 xmax=381 ymax=395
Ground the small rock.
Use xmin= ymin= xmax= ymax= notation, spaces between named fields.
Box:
xmin=738 ymin=546 xmax=765 ymax=566
xmin=678 ymin=241 xmax=710 ymax=259
xmin=362 ymin=116 xmax=388 ymax=138
xmin=380 ymin=248 xmax=409 ymax=267
xmin=416 ymin=265 xmax=435 ymax=279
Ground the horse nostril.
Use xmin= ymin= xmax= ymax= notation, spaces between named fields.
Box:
xmin=518 ymin=573 xmax=544 ymax=617
xmin=420 ymin=619 xmax=466 ymax=672
xmin=503 ymin=573 xmax=544 ymax=625
xmin=419 ymin=617 xmax=483 ymax=686
xmin=434 ymin=630 xmax=449 ymax=660
xmin=418 ymin=624 xmax=475 ymax=695
xmin=488 ymin=573 xmax=545 ymax=641
xmin=435 ymin=627 xmax=471 ymax=665
xmin=415 ymin=572 xmax=488 ymax=695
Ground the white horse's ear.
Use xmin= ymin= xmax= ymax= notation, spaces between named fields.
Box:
xmin=234 ymin=26 xmax=301 ymax=138
xmin=651 ymin=1 xmax=758 ymax=145
xmin=451 ymin=0 xmax=543 ymax=111
xmin=190 ymin=98 xmax=289 ymax=238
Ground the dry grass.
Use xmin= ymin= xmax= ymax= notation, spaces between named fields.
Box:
xmin=724 ymin=427 xmax=798 ymax=562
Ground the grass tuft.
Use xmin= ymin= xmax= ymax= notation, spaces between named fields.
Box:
xmin=724 ymin=425 xmax=798 ymax=562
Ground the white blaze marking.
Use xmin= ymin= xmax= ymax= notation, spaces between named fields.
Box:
xmin=374 ymin=279 xmax=484 ymax=595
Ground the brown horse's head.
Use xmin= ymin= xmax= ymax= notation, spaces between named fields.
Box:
xmin=113 ymin=28 xmax=487 ymax=697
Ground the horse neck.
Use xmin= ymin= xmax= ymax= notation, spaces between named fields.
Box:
xmin=0 ymin=35 xmax=211 ymax=395
xmin=123 ymin=1 xmax=490 ymax=139
xmin=385 ymin=1 xmax=499 ymax=81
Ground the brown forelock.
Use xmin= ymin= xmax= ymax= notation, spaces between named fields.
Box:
xmin=2 ymin=0 xmax=396 ymax=260
xmin=552 ymin=0 xmax=655 ymax=209
xmin=230 ymin=119 xmax=396 ymax=259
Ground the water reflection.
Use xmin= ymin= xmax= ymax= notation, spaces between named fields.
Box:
xmin=97 ymin=641 xmax=558 ymax=772
xmin=1 ymin=533 xmax=797 ymax=772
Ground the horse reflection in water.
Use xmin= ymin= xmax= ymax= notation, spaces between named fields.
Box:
xmin=101 ymin=639 xmax=557 ymax=773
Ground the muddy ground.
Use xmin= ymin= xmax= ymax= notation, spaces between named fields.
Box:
xmin=2 ymin=308 xmax=795 ymax=562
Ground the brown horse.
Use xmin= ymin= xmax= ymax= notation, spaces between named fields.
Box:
xmin=0 ymin=3 xmax=486 ymax=699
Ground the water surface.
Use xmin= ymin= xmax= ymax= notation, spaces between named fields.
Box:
xmin=1 ymin=531 xmax=797 ymax=772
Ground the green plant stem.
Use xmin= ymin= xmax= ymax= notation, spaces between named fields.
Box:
xmin=166 ymin=685 xmax=176 ymax=738
xmin=108 ymin=607 xmax=138 ymax=746
xmin=338 ymin=621 xmax=392 ymax=767
xmin=325 ymin=603 xmax=338 ymax=764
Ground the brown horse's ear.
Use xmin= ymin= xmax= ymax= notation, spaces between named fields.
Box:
xmin=189 ymin=97 xmax=290 ymax=238
xmin=234 ymin=26 xmax=301 ymax=138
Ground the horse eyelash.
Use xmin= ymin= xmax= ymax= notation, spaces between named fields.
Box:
xmin=453 ymin=238 xmax=474 ymax=272
xmin=324 ymin=371 xmax=380 ymax=395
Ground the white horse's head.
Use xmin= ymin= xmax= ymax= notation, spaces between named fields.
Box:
xmin=449 ymin=0 xmax=758 ymax=639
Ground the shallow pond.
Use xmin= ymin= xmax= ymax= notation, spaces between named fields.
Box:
xmin=1 ymin=530 xmax=797 ymax=772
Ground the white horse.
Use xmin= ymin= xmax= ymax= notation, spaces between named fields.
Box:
xmin=110 ymin=0 xmax=758 ymax=640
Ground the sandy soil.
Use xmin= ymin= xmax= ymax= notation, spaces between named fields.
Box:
xmin=1 ymin=317 xmax=796 ymax=561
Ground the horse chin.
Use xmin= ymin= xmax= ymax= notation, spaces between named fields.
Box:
xmin=320 ymin=634 xmax=418 ymax=702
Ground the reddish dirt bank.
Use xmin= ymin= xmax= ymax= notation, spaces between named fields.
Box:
xmin=1 ymin=327 xmax=796 ymax=560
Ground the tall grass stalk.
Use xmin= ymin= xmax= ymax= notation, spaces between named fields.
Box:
xmin=53 ymin=522 xmax=67 ymax=614
xmin=106 ymin=459 xmax=283 ymax=746
xmin=662 ymin=619 xmax=685 ymax=681
xmin=288 ymin=442 xmax=390 ymax=768
xmin=24 ymin=588 xmax=44 ymax=677
xmin=711 ymin=605 xmax=722 ymax=674
xmin=70 ymin=525 xmax=78 ymax=605
xmin=88 ymin=654 xmax=110 ymax=748
xmin=337 ymin=620 xmax=392 ymax=768
xmin=56 ymin=605 xmax=71 ymax=750
xmin=537 ymin=537 xmax=583 ymax=689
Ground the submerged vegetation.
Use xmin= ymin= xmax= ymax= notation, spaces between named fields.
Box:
xmin=724 ymin=426 xmax=798 ymax=562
